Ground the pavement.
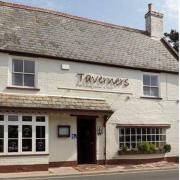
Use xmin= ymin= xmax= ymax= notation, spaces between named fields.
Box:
xmin=0 ymin=161 xmax=178 ymax=179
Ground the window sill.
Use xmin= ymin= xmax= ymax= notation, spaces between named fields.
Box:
xmin=118 ymin=150 xmax=164 ymax=155
xmin=140 ymin=96 xmax=162 ymax=100
xmin=6 ymin=86 xmax=40 ymax=91
xmin=0 ymin=153 xmax=49 ymax=157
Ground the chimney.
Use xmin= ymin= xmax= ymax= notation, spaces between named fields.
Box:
xmin=145 ymin=3 xmax=164 ymax=39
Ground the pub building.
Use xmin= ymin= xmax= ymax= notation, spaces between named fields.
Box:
xmin=0 ymin=2 xmax=178 ymax=172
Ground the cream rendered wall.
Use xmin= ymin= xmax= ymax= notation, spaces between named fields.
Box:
xmin=48 ymin=113 xmax=77 ymax=162
xmin=0 ymin=53 xmax=178 ymax=162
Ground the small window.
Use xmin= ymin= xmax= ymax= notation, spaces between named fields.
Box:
xmin=143 ymin=74 xmax=159 ymax=97
xmin=12 ymin=59 xmax=35 ymax=87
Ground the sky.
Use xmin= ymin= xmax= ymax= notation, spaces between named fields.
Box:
xmin=1 ymin=0 xmax=179 ymax=32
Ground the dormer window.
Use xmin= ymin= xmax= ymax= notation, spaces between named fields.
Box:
xmin=143 ymin=73 xmax=160 ymax=97
xmin=12 ymin=59 xmax=35 ymax=87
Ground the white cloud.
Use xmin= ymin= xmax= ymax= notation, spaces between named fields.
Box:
xmin=163 ymin=0 xmax=178 ymax=19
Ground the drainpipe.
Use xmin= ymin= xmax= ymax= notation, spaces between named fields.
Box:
xmin=104 ymin=115 xmax=109 ymax=165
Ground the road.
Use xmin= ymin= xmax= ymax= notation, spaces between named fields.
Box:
xmin=18 ymin=169 xmax=178 ymax=180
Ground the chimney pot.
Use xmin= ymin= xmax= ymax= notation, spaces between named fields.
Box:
xmin=148 ymin=3 xmax=152 ymax=12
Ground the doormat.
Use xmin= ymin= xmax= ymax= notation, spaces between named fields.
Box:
xmin=74 ymin=164 xmax=106 ymax=172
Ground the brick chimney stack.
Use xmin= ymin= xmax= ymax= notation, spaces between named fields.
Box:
xmin=145 ymin=3 xmax=164 ymax=39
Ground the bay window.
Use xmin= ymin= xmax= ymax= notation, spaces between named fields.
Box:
xmin=0 ymin=114 xmax=48 ymax=155
xmin=119 ymin=127 xmax=166 ymax=150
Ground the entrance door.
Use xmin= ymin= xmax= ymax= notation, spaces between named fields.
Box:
xmin=77 ymin=116 xmax=96 ymax=164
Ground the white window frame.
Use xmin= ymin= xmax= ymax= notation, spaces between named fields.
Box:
xmin=8 ymin=56 xmax=38 ymax=88
xmin=142 ymin=72 xmax=160 ymax=98
xmin=0 ymin=114 xmax=48 ymax=155
xmin=119 ymin=127 xmax=166 ymax=150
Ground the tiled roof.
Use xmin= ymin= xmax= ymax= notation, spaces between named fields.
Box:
xmin=0 ymin=1 xmax=178 ymax=73
xmin=0 ymin=93 xmax=112 ymax=112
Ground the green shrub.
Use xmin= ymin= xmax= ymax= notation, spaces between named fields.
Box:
xmin=137 ymin=142 xmax=150 ymax=153
xmin=122 ymin=145 xmax=128 ymax=152
xmin=149 ymin=143 xmax=156 ymax=153
xmin=163 ymin=144 xmax=171 ymax=153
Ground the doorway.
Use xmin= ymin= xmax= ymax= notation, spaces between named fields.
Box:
xmin=77 ymin=116 xmax=96 ymax=164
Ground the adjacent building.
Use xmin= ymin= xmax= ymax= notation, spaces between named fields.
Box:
xmin=0 ymin=2 xmax=178 ymax=172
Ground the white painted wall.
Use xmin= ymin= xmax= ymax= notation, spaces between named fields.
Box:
xmin=0 ymin=53 xmax=178 ymax=164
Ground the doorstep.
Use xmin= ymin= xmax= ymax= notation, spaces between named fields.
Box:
xmin=0 ymin=161 xmax=178 ymax=179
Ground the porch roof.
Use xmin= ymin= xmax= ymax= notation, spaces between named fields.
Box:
xmin=0 ymin=93 xmax=113 ymax=113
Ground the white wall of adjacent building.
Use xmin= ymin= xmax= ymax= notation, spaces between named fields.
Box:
xmin=0 ymin=52 xmax=178 ymax=164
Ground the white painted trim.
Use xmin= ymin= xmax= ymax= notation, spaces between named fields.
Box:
xmin=0 ymin=113 xmax=49 ymax=156
xmin=8 ymin=56 xmax=38 ymax=88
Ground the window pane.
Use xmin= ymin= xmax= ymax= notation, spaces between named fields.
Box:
xmin=143 ymin=86 xmax=150 ymax=96
xmin=152 ymin=128 xmax=155 ymax=134
xmin=22 ymin=116 xmax=32 ymax=122
xmin=131 ymin=135 xmax=135 ymax=141
xmin=36 ymin=139 xmax=45 ymax=152
xmin=0 ymin=139 xmax=3 ymax=152
xmin=24 ymin=74 xmax=34 ymax=87
xmin=151 ymin=75 xmax=158 ymax=86
xmin=8 ymin=115 xmax=18 ymax=121
xmin=119 ymin=136 xmax=124 ymax=142
xmin=142 ymin=128 xmax=146 ymax=134
xmin=13 ymin=60 xmax=23 ymax=72
xmin=8 ymin=125 xmax=18 ymax=138
xmin=0 ymin=126 xmax=4 ymax=138
xmin=126 ymin=143 xmax=130 ymax=149
xmin=147 ymin=128 xmax=151 ymax=134
xmin=147 ymin=135 xmax=151 ymax=141
xmin=120 ymin=143 xmax=124 ymax=149
xmin=22 ymin=139 xmax=32 ymax=152
xmin=142 ymin=135 xmax=146 ymax=141
xmin=151 ymin=87 xmax=159 ymax=97
xmin=36 ymin=126 xmax=45 ymax=138
xmin=152 ymin=135 xmax=155 ymax=141
xmin=131 ymin=128 xmax=136 ymax=135
xmin=0 ymin=115 xmax=4 ymax=121
xmin=36 ymin=116 xmax=45 ymax=122
xmin=119 ymin=128 xmax=124 ymax=135
xmin=24 ymin=60 xmax=35 ymax=73
xmin=143 ymin=75 xmax=150 ymax=85
xmin=137 ymin=135 xmax=141 ymax=142
xmin=125 ymin=136 xmax=130 ymax=142
xmin=12 ymin=73 xmax=23 ymax=86
xmin=22 ymin=125 xmax=32 ymax=138
xmin=8 ymin=139 xmax=18 ymax=152
xmin=137 ymin=128 xmax=141 ymax=134
xmin=125 ymin=128 xmax=130 ymax=135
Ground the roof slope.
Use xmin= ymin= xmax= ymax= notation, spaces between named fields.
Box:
xmin=0 ymin=2 xmax=178 ymax=73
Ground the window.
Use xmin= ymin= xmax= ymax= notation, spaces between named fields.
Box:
xmin=12 ymin=59 xmax=35 ymax=87
xmin=0 ymin=114 xmax=48 ymax=155
xmin=119 ymin=127 xmax=166 ymax=150
xmin=143 ymin=74 xmax=159 ymax=97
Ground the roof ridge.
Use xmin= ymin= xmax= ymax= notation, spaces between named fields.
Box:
xmin=0 ymin=1 xmax=147 ymax=34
